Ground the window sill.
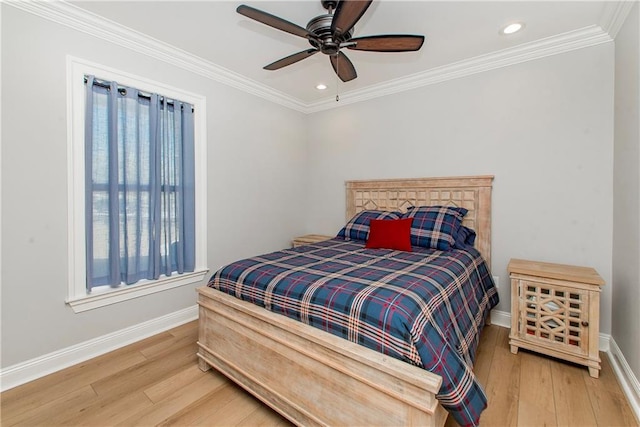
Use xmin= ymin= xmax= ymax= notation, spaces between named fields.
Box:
xmin=66 ymin=269 xmax=209 ymax=313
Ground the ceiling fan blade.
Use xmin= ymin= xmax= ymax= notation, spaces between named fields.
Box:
xmin=331 ymin=0 xmax=372 ymax=40
xmin=347 ymin=34 xmax=425 ymax=52
xmin=330 ymin=52 xmax=357 ymax=82
xmin=237 ymin=4 xmax=311 ymax=39
xmin=264 ymin=49 xmax=319 ymax=70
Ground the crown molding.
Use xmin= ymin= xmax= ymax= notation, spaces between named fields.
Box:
xmin=599 ymin=0 xmax=637 ymax=39
xmin=6 ymin=0 xmax=307 ymax=112
xmin=6 ymin=0 xmax=616 ymax=115
xmin=306 ymin=25 xmax=613 ymax=113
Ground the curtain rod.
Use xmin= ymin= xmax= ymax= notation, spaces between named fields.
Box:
xmin=84 ymin=76 xmax=194 ymax=112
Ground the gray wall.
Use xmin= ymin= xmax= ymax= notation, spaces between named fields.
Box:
xmin=613 ymin=2 xmax=640 ymax=387
xmin=1 ymin=6 xmax=307 ymax=367
xmin=304 ymin=43 xmax=616 ymax=334
xmin=2 ymin=2 xmax=637 ymax=389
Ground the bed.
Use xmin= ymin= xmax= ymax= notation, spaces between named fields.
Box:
xmin=197 ymin=175 xmax=497 ymax=427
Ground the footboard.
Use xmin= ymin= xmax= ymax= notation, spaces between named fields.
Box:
xmin=197 ymin=286 xmax=448 ymax=427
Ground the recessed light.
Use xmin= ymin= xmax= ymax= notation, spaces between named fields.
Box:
xmin=316 ymin=83 xmax=327 ymax=90
xmin=500 ymin=22 xmax=525 ymax=35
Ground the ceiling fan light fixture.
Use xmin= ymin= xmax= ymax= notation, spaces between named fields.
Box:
xmin=500 ymin=22 xmax=525 ymax=35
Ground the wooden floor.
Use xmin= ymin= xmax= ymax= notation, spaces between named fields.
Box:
xmin=1 ymin=321 xmax=637 ymax=427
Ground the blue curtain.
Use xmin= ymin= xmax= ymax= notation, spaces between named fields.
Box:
xmin=85 ymin=75 xmax=195 ymax=291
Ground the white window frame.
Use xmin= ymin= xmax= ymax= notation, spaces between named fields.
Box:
xmin=66 ymin=56 xmax=208 ymax=313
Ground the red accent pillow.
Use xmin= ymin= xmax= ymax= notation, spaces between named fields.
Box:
xmin=365 ymin=218 xmax=413 ymax=252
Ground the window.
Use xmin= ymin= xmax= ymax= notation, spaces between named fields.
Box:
xmin=67 ymin=57 xmax=208 ymax=312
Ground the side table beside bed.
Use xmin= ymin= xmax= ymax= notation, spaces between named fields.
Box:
xmin=508 ymin=258 xmax=605 ymax=378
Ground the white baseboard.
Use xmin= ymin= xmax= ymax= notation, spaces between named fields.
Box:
xmin=608 ymin=338 xmax=640 ymax=422
xmin=489 ymin=308 xmax=512 ymax=329
xmin=0 ymin=305 xmax=198 ymax=392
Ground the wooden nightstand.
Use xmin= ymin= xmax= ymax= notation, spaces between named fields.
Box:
xmin=291 ymin=234 xmax=333 ymax=248
xmin=508 ymin=258 xmax=605 ymax=378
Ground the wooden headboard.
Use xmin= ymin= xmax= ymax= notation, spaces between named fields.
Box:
xmin=346 ymin=176 xmax=494 ymax=268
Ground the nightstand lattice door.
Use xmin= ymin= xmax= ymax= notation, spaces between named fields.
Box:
xmin=518 ymin=279 xmax=589 ymax=356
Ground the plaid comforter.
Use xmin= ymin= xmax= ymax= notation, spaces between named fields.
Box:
xmin=208 ymin=238 xmax=499 ymax=426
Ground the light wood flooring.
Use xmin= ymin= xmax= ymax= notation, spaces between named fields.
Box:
xmin=1 ymin=320 xmax=637 ymax=426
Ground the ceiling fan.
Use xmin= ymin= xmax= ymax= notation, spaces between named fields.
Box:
xmin=237 ymin=0 xmax=425 ymax=82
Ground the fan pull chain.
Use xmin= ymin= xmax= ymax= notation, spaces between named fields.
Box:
xmin=335 ymin=54 xmax=340 ymax=102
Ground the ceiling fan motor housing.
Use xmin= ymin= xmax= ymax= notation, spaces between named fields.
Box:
xmin=307 ymin=14 xmax=352 ymax=55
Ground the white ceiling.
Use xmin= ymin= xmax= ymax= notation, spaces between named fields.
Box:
xmin=69 ymin=1 xmax=615 ymax=105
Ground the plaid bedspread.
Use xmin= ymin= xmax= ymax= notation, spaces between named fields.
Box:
xmin=208 ymin=238 xmax=499 ymax=426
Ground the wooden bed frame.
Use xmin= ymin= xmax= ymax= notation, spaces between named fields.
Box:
xmin=197 ymin=175 xmax=494 ymax=426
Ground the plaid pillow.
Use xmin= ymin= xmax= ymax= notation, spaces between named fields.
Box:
xmin=453 ymin=225 xmax=477 ymax=249
xmin=337 ymin=210 xmax=402 ymax=241
xmin=402 ymin=206 xmax=467 ymax=250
